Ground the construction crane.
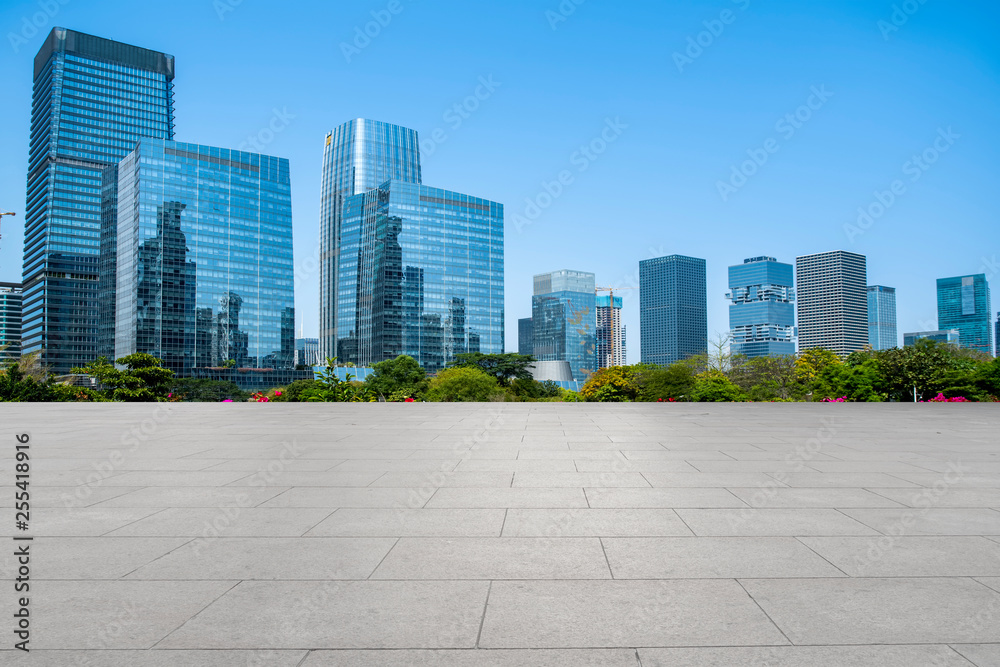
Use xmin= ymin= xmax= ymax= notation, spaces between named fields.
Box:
xmin=594 ymin=286 xmax=637 ymax=369
xmin=0 ymin=210 xmax=14 ymax=242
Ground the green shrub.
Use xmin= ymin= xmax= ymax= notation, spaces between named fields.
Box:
xmin=365 ymin=355 xmax=428 ymax=399
xmin=425 ymin=366 xmax=499 ymax=402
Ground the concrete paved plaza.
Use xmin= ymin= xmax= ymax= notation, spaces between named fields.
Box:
xmin=2 ymin=402 xmax=1000 ymax=665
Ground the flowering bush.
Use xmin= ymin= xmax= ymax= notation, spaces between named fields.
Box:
xmin=250 ymin=392 xmax=270 ymax=403
xmin=656 ymin=398 xmax=678 ymax=403
xmin=922 ymin=393 xmax=970 ymax=403
xmin=821 ymin=396 xmax=847 ymax=402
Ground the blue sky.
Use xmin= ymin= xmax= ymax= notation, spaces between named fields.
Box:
xmin=1 ymin=0 xmax=997 ymax=360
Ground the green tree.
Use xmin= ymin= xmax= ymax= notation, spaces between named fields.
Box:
xmin=690 ymin=370 xmax=746 ymax=402
xmin=873 ymin=340 xmax=954 ymax=401
xmin=301 ymin=358 xmax=372 ymax=402
xmin=795 ymin=348 xmax=842 ymax=386
xmin=272 ymin=379 xmax=317 ymax=402
xmin=365 ymin=355 xmax=428 ymax=399
xmin=450 ymin=353 xmax=535 ymax=386
xmin=728 ymin=355 xmax=799 ymax=401
xmin=636 ymin=362 xmax=696 ymax=401
xmin=72 ymin=353 xmax=174 ymax=402
xmin=0 ymin=364 xmax=56 ymax=402
xmin=580 ymin=366 xmax=641 ymax=402
xmin=975 ymin=358 xmax=1000 ymax=399
xmin=508 ymin=377 xmax=561 ymax=401
xmin=426 ymin=366 xmax=500 ymax=402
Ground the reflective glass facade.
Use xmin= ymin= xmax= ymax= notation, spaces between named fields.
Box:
xmin=319 ymin=120 xmax=422 ymax=360
xmin=113 ymin=139 xmax=295 ymax=378
xmin=795 ymin=251 xmax=868 ymax=356
xmin=904 ymin=330 xmax=959 ymax=347
xmin=640 ymin=255 xmax=707 ymax=366
xmin=532 ymin=270 xmax=596 ymax=382
xmin=335 ymin=180 xmax=503 ymax=371
xmin=0 ymin=283 xmax=23 ymax=361
xmin=867 ymin=285 xmax=897 ymax=351
xmin=23 ymin=28 xmax=175 ymax=374
xmin=937 ymin=274 xmax=993 ymax=355
xmin=596 ymin=295 xmax=626 ymax=368
xmin=518 ymin=317 xmax=533 ymax=356
xmin=727 ymin=256 xmax=796 ymax=358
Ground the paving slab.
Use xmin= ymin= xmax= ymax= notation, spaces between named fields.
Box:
xmin=478 ymin=579 xmax=788 ymax=647
xmin=306 ymin=508 xmax=506 ymax=537
xmin=952 ymin=644 xmax=1000 ymax=666
xmin=370 ymin=537 xmax=611 ymax=579
xmin=674 ymin=508 xmax=878 ymax=536
xmin=158 ymin=581 xmax=489 ymax=649
xmin=0 ymin=650 xmax=308 ymax=666
xmin=638 ymin=645 xmax=975 ymax=666
xmin=603 ymin=537 xmax=846 ymax=578
xmin=300 ymin=649 xmax=638 ymax=666
xmin=741 ymin=577 xmax=1000 ymax=644
xmin=841 ymin=508 xmax=1000 ymax=535
xmin=501 ymin=508 xmax=692 ymax=537
xmin=800 ymin=536 xmax=1000 ymax=577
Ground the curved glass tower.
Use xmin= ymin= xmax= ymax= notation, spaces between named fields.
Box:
xmin=319 ymin=120 xmax=421 ymax=361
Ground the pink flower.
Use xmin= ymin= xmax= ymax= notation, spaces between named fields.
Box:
xmin=404 ymin=397 xmax=415 ymax=402
xmin=275 ymin=390 xmax=282 ymax=396
xmin=223 ymin=399 xmax=233 ymax=402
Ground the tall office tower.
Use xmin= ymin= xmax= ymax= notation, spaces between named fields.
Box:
xmin=0 ymin=283 xmax=23 ymax=362
xmin=596 ymin=295 xmax=626 ymax=368
xmin=518 ymin=317 xmax=534 ymax=356
xmin=937 ymin=274 xmax=993 ymax=355
xmin=996 ymin=313 xmax=999 ymax=357
xmin=335 ymin=181 xmax=503 ymax=371
xmin=532 ymin=270 xmax=596 ymax=381
xmin=319 ymin=120 xmax=422 ymax=361
xmin=23 ymin=28 xmax=175 ymax=374
xmin=794 ymin=251 xmax=868 ymax=356
xmin=867 ymin=285 xmax=898 ymax=350
xmin=639 ymin=255 xmax=707 ymax=366
xmin=113 ymin=139 xmax=295 ymax=379
xmin=726 ymin=256 xmax=796 ymax=358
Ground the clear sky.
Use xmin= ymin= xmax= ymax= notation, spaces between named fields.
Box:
xmin=1 ymin=0 xmax=997 ymax=360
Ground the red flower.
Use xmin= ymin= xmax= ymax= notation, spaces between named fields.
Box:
xmin=404 ymin=397 xmax=415 ymax=402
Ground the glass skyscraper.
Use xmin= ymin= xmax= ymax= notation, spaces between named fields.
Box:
xmin=23 ymin=28 xmax=175 ymax=374
xmin=727 ymin=256 xmax=795 ymax=358
xmin=937 ymin=274 xmax=993 ymax=355
xmin=111 ymin=139 xmax=295 ymax=379
xmin=0 ymin=283 xmax=23 ymax=362
xmin=335 ymin=180 xmax=503 ymax=371
xmin=867 ymin=285 xmax=898 ymax=351
xmin=518 ymin=317 xmax=534 ymax=356
xmin=639 ymin=255 xmax=707 ymax=366
xmin=532 ymin=270 xmax=596 ymax=382
xmin=319 ymin=119 xmax=422 ymax=361
xmin=795 ymin=251 xmax=868 ymax=356
xmin=596 ymin=295 xmax=626 ymax=368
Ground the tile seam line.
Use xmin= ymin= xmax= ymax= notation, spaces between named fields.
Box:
xmin=792 ymin=536 xmax=853 ymax=578
xmin=148 ymin=579 xmax=243 ymax=650
xmin=475 ymin=580 xmax=494 ymax=649
xmin=735 ymin=577 xmax=795 ymax=647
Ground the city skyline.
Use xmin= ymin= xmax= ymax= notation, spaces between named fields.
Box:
xmin=1 ymin=2 xmax=997 ymax=364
